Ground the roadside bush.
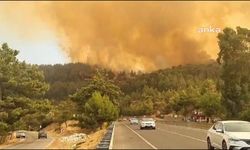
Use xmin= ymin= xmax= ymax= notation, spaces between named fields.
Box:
xmin=129 ymin=99 xmax=154 ymax=116
xmin=0 ymin=122 xmax=9 ymax=135
xmin=53 ymin=100 xmax=77 ymax=127
xmin=12 ymin=120 xmax=28 ymax=131
xmin=80 ymin=92 xmax=119 ymax=129
xmin=199 ymin=92 xmax=222 ymax=118
xmin=240 ymin=108 xmax=250 ymax=121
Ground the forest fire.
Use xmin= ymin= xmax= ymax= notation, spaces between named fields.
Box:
xmin=1 ymin=2 xmax=250 ymax=71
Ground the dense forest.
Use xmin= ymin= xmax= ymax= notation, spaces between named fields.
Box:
xmin=39 ymin=61 xmax=220 ymax=100
xmin=39 ymin=61 xmax=222 ymax=116
xmin=1 ymin=26 xmax=250 ymax=135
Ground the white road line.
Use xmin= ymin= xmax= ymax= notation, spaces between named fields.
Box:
xmin=123 ymin=123 xmax=158 ymax=149
xmin=158 ymin=128 xmax=206 ymax=143
xmin=109 ymin=122 xmax=116 ymax=149
xmin=46 ymin=138 xmax=55 ymax=148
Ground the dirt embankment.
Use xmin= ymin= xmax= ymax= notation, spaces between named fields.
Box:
xmin=78 ymin=128 xmax=106 ymax=149
xmin=46 ymin=120 xmax=107 ymax=149
xmin=0 ymin=133 xmax=22 ymax=148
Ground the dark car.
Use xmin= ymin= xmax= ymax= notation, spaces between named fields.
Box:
xmin=38 ymin=130 xmax=47 ymax=139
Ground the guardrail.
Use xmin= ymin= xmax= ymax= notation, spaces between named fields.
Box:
xmin=96 ymin=122 xmax=115 ymax=150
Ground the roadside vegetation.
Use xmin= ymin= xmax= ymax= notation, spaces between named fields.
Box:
xmin=0 ymin=43 xmax=51 ymax=135
xmin=1 ymin=26 xmax=250 ymax=136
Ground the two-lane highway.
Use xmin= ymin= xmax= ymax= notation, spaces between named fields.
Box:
xmin=3 ymin=132 xmax=53 ymax=149
xmin=113 ymin=121 xmax=207 ymax=149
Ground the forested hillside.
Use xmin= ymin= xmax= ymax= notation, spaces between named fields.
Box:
xmin=1 ymin=27 xmax=250 ymax=135
xmin=39 ymin=61 xmax=222 ymax=117
xmin=0 ymin=43 xmax=53 ymax=135
xmin=119 ymin=62 xmax=221 ymax=94
xmin=40 ymin=62 xmax=220 ymax=100
xmin=39 ymin=64 xmax=117 ymax=100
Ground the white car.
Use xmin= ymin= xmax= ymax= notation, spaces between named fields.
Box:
xmin=207 ymin=120 xmax=250 ymax=150
xmin=130 ymin=118 xmax=139 ymax=125
xmin=16 ymin=130 xmax=26 ymax=138
xmin=140 ymin=118 xmax=156 ymax=129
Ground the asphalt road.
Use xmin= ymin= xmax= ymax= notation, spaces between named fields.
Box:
xmin=3 ymin=132 xmax=53 ymax=149
xmin=113 ymin=121 xmax=208 ymax=149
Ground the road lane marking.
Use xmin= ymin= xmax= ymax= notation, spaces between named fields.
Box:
xmin=109 ymin=122 xmax=116 ymax=149
xmin=123 ymin=123 xmax=158 ymax=149
xmin=46 ymin=138 xmax=55 ymax=148
xmin=158 ymin=128 xmax=206 ymax=143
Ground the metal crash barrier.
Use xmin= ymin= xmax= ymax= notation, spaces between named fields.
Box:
xmin=96 ymin=122 xmax=115 ymax=150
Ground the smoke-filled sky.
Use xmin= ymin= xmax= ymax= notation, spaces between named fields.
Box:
xmin=1 ymin=1 xmax=250 ymax=72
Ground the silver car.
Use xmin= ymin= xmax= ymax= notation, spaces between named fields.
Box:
xmin=130 ymin=118 xmax=139 ymax=125
xmin=16 ymin=130 xmax=26 ymax=138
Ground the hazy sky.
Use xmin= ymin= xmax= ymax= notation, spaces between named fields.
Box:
xmin=0 ymin=2 xmax=68 ymax=64
xmin=0 ymin=35 xmax=68 ymax=65
xmin=1 ymin=1 xmax=250 ymax=71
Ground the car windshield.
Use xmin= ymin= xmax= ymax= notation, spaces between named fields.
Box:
xmin=17 ymin=131 xmax=25 ymax=133
xmin=142 ymin=118 xmax=154 ymax=121
xmin=224 ymin=122 xmax=250 ymax=132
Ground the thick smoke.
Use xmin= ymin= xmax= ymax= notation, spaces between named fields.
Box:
xmin=1 ymin=2 xmax=250 ymax=71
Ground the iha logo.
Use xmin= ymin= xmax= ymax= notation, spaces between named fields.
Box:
xmin=197 ymin=26 xmax=221 ymax=33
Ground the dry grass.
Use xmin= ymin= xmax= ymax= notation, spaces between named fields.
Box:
xmin=47 ymin=120 xmax=108 ymax=149
xmin=48 ymin=138 xmax=72 ymax=149
xmin=0 ymin=133 xmax=22 ymax=148
xmin=47 ymin=120 xmax=84 ymax=149
xmin=78 ymin=128 xmax=107 ymax=149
